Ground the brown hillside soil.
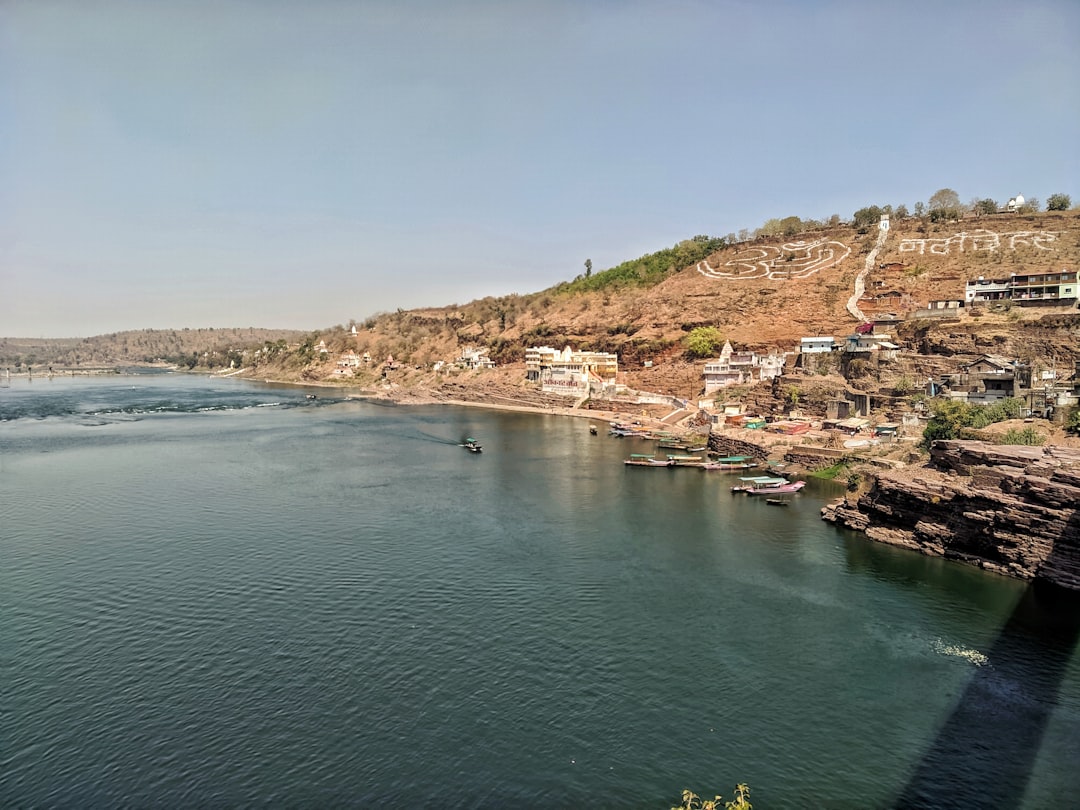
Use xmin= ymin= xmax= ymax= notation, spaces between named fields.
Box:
xmin=250 ymin=210 xmax=1080 ymax=422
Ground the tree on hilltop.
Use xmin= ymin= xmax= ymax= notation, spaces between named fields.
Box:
xmin=971 ymin=198 xmax=999 ymax=216
xmin=852 ymin=205 xmax=884 ymax=232
xmin=928 ymin=188 xmax=962 ymax=222
xmin=1018 ymin=196 xmax=1040 ymax=214
xmin=1047 ymin=193 xmax=1072 ymax=211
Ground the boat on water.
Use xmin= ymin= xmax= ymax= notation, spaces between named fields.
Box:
xmin=624 ymin=457 xmax=674 ymax=467
xmin=589 ymin=425 xmax=598 ymax=435
xmin=701 ymin=455 xmax=756 ymax=471
xmin=747 ymin=480 xmax=806 ymax=495
xmin=666 ymin=454 xmax=705 ymax=466
xmin=765 ymin=497 xmax=790 ymax=506
xmin=462 ymin=438 xmax=483 ymax=453
xmin=731 ymin=475 xmax=789 ymax=493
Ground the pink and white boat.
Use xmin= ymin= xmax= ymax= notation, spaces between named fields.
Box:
xmin=746 ymin=480 xmax=806 ymax=495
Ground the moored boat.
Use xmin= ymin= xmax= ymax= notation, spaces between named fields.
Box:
xmin=665 ymin=454 xmax=706 ymax=467
xmin=701 ymin=455 xmax=756 ymax=471
xmin=731 ymin=475 xmax=788 ymax=493
xmin=624 ymin=456 xmax=674 ymax=467
xmin=747 ymin=480 xmax=806 ymax=495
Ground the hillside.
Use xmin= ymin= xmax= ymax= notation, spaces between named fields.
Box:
xmin=6 ymin=210 xmax=1079 ymax=413
xmin=270 ymin=210 xmax=1080 ymax=399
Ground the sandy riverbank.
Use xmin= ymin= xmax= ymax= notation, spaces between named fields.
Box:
xmin=242 ymin=372 xmax=685 ymax=435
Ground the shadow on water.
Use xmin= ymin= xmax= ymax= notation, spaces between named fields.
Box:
xmin=893 ymin=570 xmax=1080 ymax=809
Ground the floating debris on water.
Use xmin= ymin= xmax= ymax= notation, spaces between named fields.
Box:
xmin=932 ymin=639 xmax=989 ymax=666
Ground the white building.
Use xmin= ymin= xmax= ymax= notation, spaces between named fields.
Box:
xmin=526 ymin=345 xmax=619 ymax=396
xmin=799 ymin=336 xmax=836 ymax=354
xmin=702 ymin=341 xmax=786 ymax=393
xmin=844 ymin=332 xmax=900 ymax=359
xmin=457 ymin=346 xmax=496 ymax=370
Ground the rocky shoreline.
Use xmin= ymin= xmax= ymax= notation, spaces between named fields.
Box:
xmin=822 ymin=440 xmax=1080 ymax=589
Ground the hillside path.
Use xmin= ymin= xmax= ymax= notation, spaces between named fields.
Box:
xmin=846 ymin=218 xmax=890 ymax=322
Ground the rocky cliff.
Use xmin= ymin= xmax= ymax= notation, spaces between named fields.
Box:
xmin=822 ymin=440 xmax=1080 ymax=589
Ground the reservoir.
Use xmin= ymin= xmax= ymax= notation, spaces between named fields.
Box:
xmin=2 ymin=374 xmax=1078 ymax=807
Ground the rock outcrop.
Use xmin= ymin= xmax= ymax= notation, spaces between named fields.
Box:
xmin=822 ymin=440 xmax=1080 ymax=589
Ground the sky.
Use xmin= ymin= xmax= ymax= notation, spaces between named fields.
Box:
xmin=2 ymin=0 xmax=1078 ymax=338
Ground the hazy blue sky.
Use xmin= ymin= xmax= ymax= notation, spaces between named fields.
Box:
xmin=3 ymin=0 xmax=1078 ymax=337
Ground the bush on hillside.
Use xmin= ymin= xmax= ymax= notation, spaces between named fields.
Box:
xmin=683 ymin=327 xmax=725 ymax=359
xmin=922 ymin=397 xmax=1024 ymax=446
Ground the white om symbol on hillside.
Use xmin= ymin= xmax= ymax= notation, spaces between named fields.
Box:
xmin=898 ymin=229 xmax=1060 ymax=255
xmin=696 ymin=239 xmax=852 ymax=281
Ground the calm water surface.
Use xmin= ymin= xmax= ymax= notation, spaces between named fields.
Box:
xmin=2 ymin=374 xmax=1078 ymax=808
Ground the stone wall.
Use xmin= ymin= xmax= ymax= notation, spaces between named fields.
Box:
xmin=707 ymin=433 xmax=770 ymax=460
xmin=822 ymin=440 xmax=1080 ymax=589
xmin=783 ymin=446 xmax=848 ymax=469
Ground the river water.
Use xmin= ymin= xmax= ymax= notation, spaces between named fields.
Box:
xmin=2 ymin=373 xmax=1078 ymax=807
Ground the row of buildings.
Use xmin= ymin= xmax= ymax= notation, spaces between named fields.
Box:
xmin=964 ymin=270 xmax=1079 ymax=305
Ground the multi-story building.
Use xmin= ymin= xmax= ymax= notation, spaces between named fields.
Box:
xmin=956 ymin=355 xmax=1020 ymax=404
xmin=526 ymin=345 xmax=619 ymax=395
xmin=965 ymin=270 xmax=1079 ymax=305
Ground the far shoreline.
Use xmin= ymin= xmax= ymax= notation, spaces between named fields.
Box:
xmin=241 ymin=372 xmax=683 ymax=434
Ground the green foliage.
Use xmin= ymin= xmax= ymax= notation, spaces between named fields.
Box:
xmin=674 ymin=784 xmax=752 ymax=810
xmin=812 ymin=462 xmax=849 ymax=480
xmin=1000 ymin=427 xmax=1045 ymax=446
xmin=922 ymin=397 xmax=1024 ymax=446
xmin=967 ymin=397 xmax=1022 ymax=428
xmin=1065 ymin=407 xmax=1080 ymax=435
xmin=683 ymin=327 xmax=724 ymax=359
xmin=1047 ymin=193 xmax=1072 ymax=211
xmin=972 ymin=198 xmax=999 ymax=215
xmin=852 ymin=205 xmax=884 ymax=231
xmin=893 ymin=375 xmax=915 ymax=395
xmin=562 ymin=235 xmax=726 ymax=293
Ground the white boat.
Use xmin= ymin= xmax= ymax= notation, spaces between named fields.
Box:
xmin=731 ymin=476 xmax=788 ymax=493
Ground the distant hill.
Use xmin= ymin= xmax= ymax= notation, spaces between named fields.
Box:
xmin=0 ymin=327 xmax=308 ymax=370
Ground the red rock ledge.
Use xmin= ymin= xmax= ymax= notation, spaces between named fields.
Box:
xmin=821 ymin=440 xmax=1080 ymax=589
